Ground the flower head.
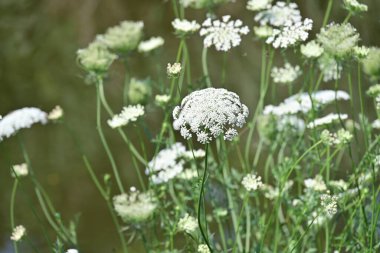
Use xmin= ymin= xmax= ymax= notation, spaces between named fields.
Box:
xmin=307 ymin=113 xmax=348 ymax=129
xmin=253 ymin=25 xmax=273 ymax=38
xmin=318 ymin=54 xmax=343 ymax=82
xmin=138 ymin=37 xmax=164 ymax=53
xmin=304 ymin=175 xmax=327 ymax=192
xmin=321 ymin=129 xmax=353 ymax=146
xmin=11 ymin=225 xmax=26 ymax=241
xmin=173 ymin=88 xmax=249 ymax=144
xmin=113 ymin=188 xmax=157 ymax=223
xmin=107 ymin=105 xmax=144 ymax=128
xmin=167 ymin=62 xmax=182 ymax=78
xmin=11 ymin=163 xmax=28 ymax=178
xmin=242 ymin=173 xmax=263 ymax=191
xmin=320 ymin=192 xmax=338 ymax=216
xmin=247 ymin=0 xmax=272 ymax=11
xmin=178 ymin=213 xmax=198 ymax=234
xmin=0 ymin=107 xmax=48 ymax=142
xmin=200 ymin=15 xmax=249 ymax=51
xmin=353 ymin=46 xmax=369 ymax=59
xmin=127 ymin=78 xmax=152 ymax=105
xmin=343 ymin=0 xmax=368 ymax=14
xmin=48 ymin=106 xmax=64 ymax=121
xmin=362 ymin=47 xmax=380 ymax=81
xmin=198 ymin=244 xmax=211 ymax=253
xmin=101 ymin=20 xmax=144 ymax=54
xmin=181 ymin=0 xmax=232 ymax=9
xmin=77 ymin=40 xmax=117 ymax=74
xmin=172 ymin=19 xmax=200 ymax=37
xmin=66 ymin=250 xmax=79 ymax=253
xmin=255 ymin=1 xmax=301 ymax=27
xmin=301 ymin=40 xmax=324 ymax=58
xmin=271 ymin=63 xmax=301 ymax=84
xmin=317 ymin=23 xmax=359 ymax=59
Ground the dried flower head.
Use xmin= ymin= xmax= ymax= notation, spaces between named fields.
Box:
xmin=200 ymin=15 xmax=249 ymax=51
xmin=301 ymin=40 xmax=324 ymax=58
xmin=128 ymin=78 xmax=152 ymax=105
xmin=247 ymin=0 xmax=272 ymax=11
xmin=242 ymin=173 xmax=263 ymax=191
xmin=48 ymin=106 xmax=64 ymax=121
xmin=307 ymin=113 xmax=348 ymax=128
xmin=113 ymin=188 xmax=157 ymax=223
xmin=101 ymin=20 xmax=144 ymax=54
xmin=172 ymin=19 xmax=200 ymax=36
xmin=107 ymin=105 xmax=144 ymax=129
xmin=177 ymin=213 xmax=198 ymax=234
xmin=138 ymin=37 xmax=164 ymax=53
xmin=77 ymin=40 xmax=117 ymax=74
xmin=11 ymin=163 xmax=28 ymax=178
xmin=173 ymin=88 xmax=249 ymax=144
xmin=317 ymin=23 xmax=359 ymax=59
xmin=271 ymin=63 xmax=301 ymax=84
xmin=11 ymin=225 xmax=26 ymax=241
xmin=0 ymin=107 xmax=48 ymax=142
xmin=167 ymin=63 xmax=182 ymax=78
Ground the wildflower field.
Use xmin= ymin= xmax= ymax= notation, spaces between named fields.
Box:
xmin=1 ymin=0 xmax=380 ymax=252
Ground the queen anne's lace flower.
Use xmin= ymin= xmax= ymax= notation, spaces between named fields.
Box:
xmin=11 ymin=163 xmax=28 ymax=178
xmin=48 ymin=106 xmax=64 ymax=121
xmin=11 ymin=225 xmax=26 ymax=241
xmin=107 ymin=105 xmax=144 ymax=128
xmin=172 ymin=19 xmax=200 ymax=36
xmin=271 ymin=63 xmax=301 ymax=84
xmin=362 ymin=47 xmax=380 ymax=81
xmin=247 ymin=0 xmax=272 ymax=11
xmin=320 ymin=192 xmax=338 ymax=216
xmin=304 ymin=175 xmax=327 ymax=192
xmin=173 ymin=88 xmax=249 ymax=144
xmin=242 ymin=173 xmax=263 ymax=191
xmin=301 ymin=40 xmax=324 ymax=58
xmin=343 ymin=0 xmax=368 ymax=13
xmin=138 ymin=37 xmax=164 ymax=53
xmin=178 ymin=213 xmax=198 ymax=234
xmin=200 ymin=15 xmax=249 ymax=51
xmin=263 ymin=90 xmax=350 ymax=116
xmin=0 ymin=107 xmax=48 ymax=141
xmin=255 ymin=1 xmax=301 ymax=27
xmin=77 ymin=40 xmax=117 ymax=74
xmin=353 ymin=46 xmax=369 ymax=59
xmin=318 ymin=54 xmax=343 ymax=82
xmin=307 ymin=113 xmax=348 ymax=128
xmin=321 ymin=129 xmax=353 ymax=146
xmin=266 ymin=18 xmax=312 ymax=48
xmin=100 ymin=20 xmax=144 ymax=53
xmin=113 ymin=187 xmax=157 ymax=223
xmin=317 ymin=23 xmax=359 ymax=59
xmin=167 ymin=63 xmax=182 ymax=78
xmin=198 ymin=244 xmax=211 ymax=253
xmin=254 ymin=25 xmax=273 ymax=38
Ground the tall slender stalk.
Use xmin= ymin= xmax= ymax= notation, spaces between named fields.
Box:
xmin=10 ymin=179 xmax=19 ymax=253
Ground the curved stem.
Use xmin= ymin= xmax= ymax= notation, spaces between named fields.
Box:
xmin=10 ymin=179 xmax=19 ymax=253
xmin=198 ymin=144 xmax=213 ymax=252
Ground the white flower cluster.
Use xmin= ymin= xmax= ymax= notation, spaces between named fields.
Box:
xmin=242 ymin=173 xmax=263 ymax=191
xmin=66 ymin=250 xmax=79 ymax=253
xmin=263 ymin=90 xmax=350 ymax=116
xmin=48 ymin=105 xmax=64 ymax=121
xmin=0 ymin=107 xmax=48 ymax=142
xmin=200 ymin=15 xmax=249 ymax=51
xmin=155 ymin=94 xmax=171 ymax=106
xmin=138 ymin=37 xmax=164 ymax=53
xmin=198 ymin=244 xmax=211 ymax=253
xmin=321 ymin=129 xmax=353 ymax=146
xmin=11 ymin=163 xmax=28 ymax=178
xmin=343 ymin=0 xmax=368 ymax=13
xmin=320 ymin=192 xmax=338 ymax=216
xmin=304 ymin=175 xmax=327 ymax=192
xmin=113 ymin=187 xmax=157 ymax=223
xmin=254 ymin=1 xmax=312 ymax=48
xmin=271 ymin=63 xmax=301 ymax=84
xmin=318 ymin=55 xmax=342 ymax=82
xmin=11 ymin=225 xmax=26 ymax=241
xmin=167 ymin=62 xmax=182 ymax=78
xmin=247 ymin=0 xmax=272 ymax=11
xmin=177 ymin=213 xmax=198 ymax=234
xmin=307 ymin=113 xmax=348 ymax=129
xmin=172 ymin=19 xmax=200 ymax=36
xmin=107 ymin=105 xmax=144 ymax=129
xmin=146 ymin=143 xmax=204 ymax=184
xmin=301 ymin=40 xmax=324 ymax=58
xmin=354 ymin=46 xmax=369 ymax=59
xmin=173 ymin=88 xmax=249 ymax=144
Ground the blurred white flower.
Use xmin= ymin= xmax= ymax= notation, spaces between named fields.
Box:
xmin=343 ymin=0 xmax=367 ymax=13
xmin=321 ymin=129 xmax=353 ymax=146
xmin=304 ymin=175 xmax=327 ymax=192
xmin=100 ymin=20 xmax=144 ymax=53
xmin=200 ymin=15 xmax=249 ymax=51
xmin=178 ymin=213 xmax=198 ymax=233
xmin=372 ymin=119 xmax=380 ymax=129
xmin=247 ymin=0 xmax=272 ymax=11
xmin=254 ymin=25 xmax=273 ymax=38
xmin=0 ymin=107 xmax=48 ymax=142
xmin=307 ymin=113 xmax=348 ymax=128
xmin=66 ymin=250 xmax=79 ymax=253
xmin=266 ymin=18 xmax=312 ymax=48
xmin=172 ymin=19 xmax=200 ymax=36
xmin=301 ymin=40 xmax=324 ymax=58
xmin=255 ymin=1 xmax=301 ymax=27
xmin=107 ymin=105 xmax=144 ymax=128
xmin=320 ymin=192 xmax=338 ymax=216
xmin=113 ymin=188 xmax=157 ymax=223
xmin=11 ymin=163 xmax=28 ymax=178
xmin=242 ymin=173 xmax=263 ymax=191
xmin=11 ymin=225 xmax=26 ymax=241
xmin=155 ymin=94 xmax=171 ymax=105
xmin=173 ymin=88 xmax=249 ymax=144
xmin=353 ymin=46 xmax=369 ymax=59
xmin=198 ymin=244 xmax=211 ymax=253
xmin=167 ymin=62 xmax=182 ymax=78
xmin=271 ymin=63 xmax=301 ymax=84
xmin=48 ymin=105 xmax=64 ymax=121
xmin=138 ymin=37 xmax=164 ymax=53
xmin=318 ymin=54 xmax=343 ymax=82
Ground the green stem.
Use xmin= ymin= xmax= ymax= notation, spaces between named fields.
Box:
xmin=322 ymin=0 xmax=334 ymax=27
xmin=202 ymin=47 xmax=212 ymax=87
xmin=10 ymin=179 xmax=19 ymax=253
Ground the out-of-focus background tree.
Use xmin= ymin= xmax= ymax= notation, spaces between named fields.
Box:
xmin=0 ymin=0 xmax=379 ymax=251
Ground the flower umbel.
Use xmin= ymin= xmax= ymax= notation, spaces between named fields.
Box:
xmin=107 ymin=105 xmax=144 ymax=128
xmin=271 ymin=63 xmax=301 ymax=84
xmin=177 ymin=213 xmax=198 ymax=234
xmin=173 ymin=88 xmax=249 ymax=144
xmin=138 ymin=37 xmax=164 ymax=53
xmin=11 ymin=163 xmax=28 ymax=178
xmin=11 ymin=225 xmax=26 ymax=241
xmin=242 ymin=173 xmax=263 ymax=191
xmin=172 ymin=19 xmax=200 ymax=36
xmin=200 ymin=15 xmax=249 ymax=51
